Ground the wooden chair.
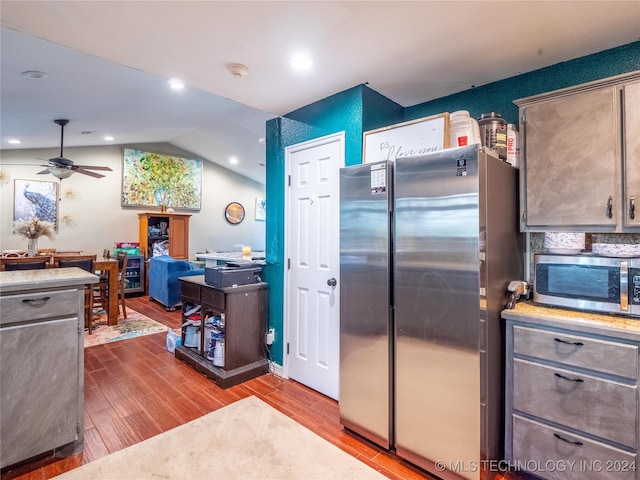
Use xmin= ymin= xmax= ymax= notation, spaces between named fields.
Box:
xmin=95 ymin=251 xmax=128 ymax=320
xmin=55 ymin=255 xmax=97 ymax=333
xmin=1 ymin=257 xmax=49 ymax=271
xmin=55 ymin=251 xmax=83 ymax=256
xmin=2 ymin=250 xmax=27 ymax=258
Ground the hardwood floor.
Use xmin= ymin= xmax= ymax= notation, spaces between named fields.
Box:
xmin=2 ymin=296 xmax=524 ymax=480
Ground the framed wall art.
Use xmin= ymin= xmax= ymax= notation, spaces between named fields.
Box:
xmin=255 ymin=198 xmax=266 ymax=221
xmin=13 ymin=179 xmax=59 ymax=231
xmin=121 ymin=148 xmax=202 ymax=210
xmin=363 ymin=113 xmax=450 ymax=163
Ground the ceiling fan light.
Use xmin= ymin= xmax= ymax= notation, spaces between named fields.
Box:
xmin=48 ymin=167 xmax=74 ymax=179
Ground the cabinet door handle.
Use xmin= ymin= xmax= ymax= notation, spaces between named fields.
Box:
xmin=630 ymin=197 xmax=636 ymax=220
xmin=606 ymin=196 xmax=613 ymax=219
xmin=21 ymin=296 xmax=51 ymax=307
xmin=554 ymin=372 xmax=584 ymax=383
xmin=553 ymin=433 xmax=584 ymax=446
xmin=554 ymin=337 xmax=583 ymax=346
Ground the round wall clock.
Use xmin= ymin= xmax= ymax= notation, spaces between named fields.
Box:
xmin=224 ymin=202 xmax=245 ymax=224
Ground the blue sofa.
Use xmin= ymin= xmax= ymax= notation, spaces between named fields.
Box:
xmin=148 ymin=255 xmax=205 ymax=310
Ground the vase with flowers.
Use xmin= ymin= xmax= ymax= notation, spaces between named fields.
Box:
xmin=13 ymin=216 xmax=56 ymax=256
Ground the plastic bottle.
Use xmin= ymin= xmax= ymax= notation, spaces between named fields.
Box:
xmin=213 ymin=338 xmax=225 ymax=367
xmin=506 ymin=124 xmax=519 ymax=168
xmin=449 ymin=110 xmax=481 ymax=148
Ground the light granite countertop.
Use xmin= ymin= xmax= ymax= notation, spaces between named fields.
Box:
xmin=502 ymin=301 xmax=640 ymax=342
xmin=196 ymin=251 xmax=266 ymax=264
xmin=0 ymin=267 xmax=99 ymax=294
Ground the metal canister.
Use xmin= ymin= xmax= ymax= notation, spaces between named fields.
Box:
xmin=478 ymin=112 xmax=508 ymax=160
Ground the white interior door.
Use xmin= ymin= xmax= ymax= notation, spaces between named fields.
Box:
xmin=285 ymin=132 xmax=344 ymax=400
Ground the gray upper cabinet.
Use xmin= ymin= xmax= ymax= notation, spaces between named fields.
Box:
xmin=624 ymin=81 xmax=640 ymax=228
xmin=516 ymin=72 xmax=640 ymax=232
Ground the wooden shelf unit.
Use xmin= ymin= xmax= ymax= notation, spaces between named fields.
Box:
xmin=175 ymin=276 xmax=269 ymax=389
xmin=138 ymin=212 xmax=191 ymax=260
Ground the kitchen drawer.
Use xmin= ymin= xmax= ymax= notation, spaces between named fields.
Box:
xmin=512 ymin=414 xmax=637 ymax=480
xmin=180 ymin=281 xmax=201 ymax=303
xmin=0 ymin=289 xmax=79 ymax=326
xmin=201 ymin=288 xmax=225 ymax=311
xmin=513 ymin=324 xmax=638 ymax=379
xmin=513 ymin=358 xmax=638 ymax=448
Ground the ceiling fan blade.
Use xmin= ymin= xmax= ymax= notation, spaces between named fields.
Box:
xmin=72 ymin=165 xmax=113 ymax=171
xmin=36 ymin=169 xmax=51 ymax=175
xmin=75 ymin=168 xmax=105 ymax=178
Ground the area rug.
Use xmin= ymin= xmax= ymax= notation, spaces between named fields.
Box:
xmin=53 ymin=396 xmax=387 ymax=480
xmin=84 ymin=307 xmax=170 ymax=348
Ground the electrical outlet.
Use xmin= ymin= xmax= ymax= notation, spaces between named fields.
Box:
xmin=265 ymin=328 xmax=275 ymax=345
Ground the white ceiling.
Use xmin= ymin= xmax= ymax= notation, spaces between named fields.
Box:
xmin=1 ymin=1 xmax=639 ymax=184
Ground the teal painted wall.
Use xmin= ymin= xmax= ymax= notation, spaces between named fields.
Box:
xmin=263 ymin=116 xmax=325 ymax=365
xmin=263 ymin=86 xmax=401 ymax=365
xmin=405 ymin=41 xmax=640 ymax=125
xmin=264 ymin=41 xmax=640 ymax=367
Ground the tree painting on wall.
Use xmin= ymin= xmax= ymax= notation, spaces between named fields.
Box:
xmin=121 ymin=148 xmax=202 ymax=210
xmin=13 ymin=179 xmax=58 ymax=231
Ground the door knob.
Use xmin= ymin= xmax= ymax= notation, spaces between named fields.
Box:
xmin=327 ymin=278 xmax=337 ymax=287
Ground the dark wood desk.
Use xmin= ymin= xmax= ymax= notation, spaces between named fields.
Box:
xmin=175 ymin=276 xmax=269 ymax=388
xmin=94 ymin=259 xmax=118 ymax=326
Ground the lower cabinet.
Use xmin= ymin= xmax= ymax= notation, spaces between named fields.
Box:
xmin=504 ymin=312 xmax=640 ymax=480
xmin=0 ymin=272 xmax=93 ymax=470
xmin=174 ymin=276 xmax=269 ymax=388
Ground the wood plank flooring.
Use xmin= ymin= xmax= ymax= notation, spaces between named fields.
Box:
xmin=2 ymin=296 xmax=524 ymax=480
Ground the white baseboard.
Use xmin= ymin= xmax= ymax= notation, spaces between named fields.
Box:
xmin=268 ymin=361 xmax=285 ymax=378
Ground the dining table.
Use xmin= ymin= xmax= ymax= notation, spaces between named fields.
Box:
xmin=94 ymin=258 xmax=119 ymax=326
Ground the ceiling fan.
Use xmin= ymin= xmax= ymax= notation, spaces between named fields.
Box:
xmin=38 ymin=119 xmax=113 ymax=179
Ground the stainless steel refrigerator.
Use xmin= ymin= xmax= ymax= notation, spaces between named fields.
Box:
xmin=339 ymin=145 xmax=523 ymax=480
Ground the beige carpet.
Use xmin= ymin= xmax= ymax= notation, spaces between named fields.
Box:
xmin=53 ymin=396 xmax=387 ymax=480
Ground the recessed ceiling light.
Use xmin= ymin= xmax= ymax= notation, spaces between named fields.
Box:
xmin=21 ymin=70 xmax=48 ymax=79
xmin=169 ymin=78 xmax=184 ymax=90
xmin=289 ymin=55 xmax=314 ymax=70
xmin=229 ymin=156 xmax=238 ymax=165
xmin=104 ymin=135 xmax=115 ymax=141
xmin=8 ymin=139 xmax=21 ymax=144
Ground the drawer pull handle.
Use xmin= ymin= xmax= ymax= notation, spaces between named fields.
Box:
xmin=553 ymin=433 xmax=583 ymax=446
xmin=21 ymin=296 xmax=51 ymax=308
xmin=554 ymin=372 xmax=584 ymax=383
xmin=554 ymin=338 xmax=584 ymax=346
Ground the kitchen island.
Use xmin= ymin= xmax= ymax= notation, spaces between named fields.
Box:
xmin=0 ymin=268 xmax=98 ymax=469
xmin=502 ymin=302 xmax=640 ymax=480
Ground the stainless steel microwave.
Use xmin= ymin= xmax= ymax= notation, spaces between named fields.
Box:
xmin=534 ymin=253 xmax=640 ymax=317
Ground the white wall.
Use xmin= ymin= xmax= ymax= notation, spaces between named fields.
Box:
xmin=0 ymin=144 xmax=266 ymax=258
